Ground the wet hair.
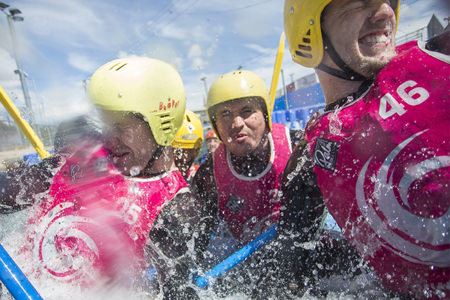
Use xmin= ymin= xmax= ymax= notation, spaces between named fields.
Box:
xmin=53 ymin=115 xmax=101 ymax=153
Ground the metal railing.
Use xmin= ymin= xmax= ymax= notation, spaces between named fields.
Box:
xmin=396 ymin=26 xmax=427 ymax=45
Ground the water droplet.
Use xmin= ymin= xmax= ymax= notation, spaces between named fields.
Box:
xmin=130 ymin=166 xmax=141 ymax=177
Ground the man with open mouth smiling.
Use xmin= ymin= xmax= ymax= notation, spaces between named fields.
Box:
xmin=279 ymin=0 xmax=450 ymax=298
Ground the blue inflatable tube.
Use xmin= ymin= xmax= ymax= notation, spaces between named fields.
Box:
xmin=0 ymin=244 xmax=43 ymax=300
xmin=193 ymin=225 xmax=277 ymax=289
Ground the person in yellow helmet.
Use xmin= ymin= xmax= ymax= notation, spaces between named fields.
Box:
xmin=277 ymin=0 xmax=450 ymax=298
xmin=172 ymin=110 xmax=204 ymax=181
xmin=191 ymin=70 xmax=296 ymax=296
xmin=0 ymin=57 xmax=201 ymax=298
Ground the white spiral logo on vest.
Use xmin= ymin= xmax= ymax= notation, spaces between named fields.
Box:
xmin=356 ymin=130 xmax=450 ymax=267
xmin=33 ymin=202 xmax=100 ymax=281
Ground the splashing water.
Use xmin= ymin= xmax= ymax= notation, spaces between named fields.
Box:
xmin=0 ymin=208 xmax=157 ymax=299
xmin=130 ymin=166 xmax=141 ymax=177
xmin=0 ymin=161 xmax=392 ymax=300
xmin=0 ymin=207 xmax=393 ymax=299
xmin=328 ymin=108 xmax=343 ymax=136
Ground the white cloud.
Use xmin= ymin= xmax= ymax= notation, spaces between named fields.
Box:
xmin=15 ymin=0 xmax=133 ymax=51
xmin=188 ymin=44 xmax=203 ymax=59
xmin=116 ymin=51 xmax=129 ymax=58
xmin=153 ymin=23 xmax=210 ymax=43
xmin=232 ymin=1 xmax=282 ymax=40
xmin=36 ymin=80 xmax=92 ymax=124
xmin=114 ymin=42 xmax=186 ymax=73
xmin=0 ymin=48 xmax=26 ymax=125
xmin=67 ymin=53 xmax=98 ymax=73
xmin=191 ymin=57 xmax=207 ymax=70
xmin=0 ymin=48 xmax=18 ymax=82
xmin=187 ymin=44 xmax=207 ymax=70
xmin=153 ymin=23 xmax=188 ymax=40
xmin=245 ymin=43 xmax=274 ymax=56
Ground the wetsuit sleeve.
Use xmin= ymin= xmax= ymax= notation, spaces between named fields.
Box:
xmin=190 ymin=155 xmax=219 ymax=261
xmin=245 ymin=137 xmax=327 ymax=295
xmin=279 ymin=138 xmax=326 ymax=242
xmin=289 ymin=129 xmax=303 ymax=148
xmin=148 ymin=188 xmax=203 ymax=299
xmin=269 ymin=136 xmax=326 ymax=283
xmin=0 ymin=156 xmax=60 ymax=214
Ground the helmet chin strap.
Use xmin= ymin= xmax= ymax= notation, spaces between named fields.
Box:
xmin=318 ymin=32 xmax=367 ymax=82
xmin=142 ymin=145 xmax=165 ymax=176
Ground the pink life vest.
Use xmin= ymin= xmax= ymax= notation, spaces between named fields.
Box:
xmin=25 ymin=142 xmax=189 ymax=285
xmin=305 ymin=41 xmax=450 ymax=295
xmin=213 ymin=123 xmax=292 ymax=244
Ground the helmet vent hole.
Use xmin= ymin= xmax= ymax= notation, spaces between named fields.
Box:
xmin=295 ymin=48 xmax=312 ymax=58
xmin=114 ymin=63 xmax=128 ymax=71
xmin=306 ymin=29 xmax=311 ymax=36
xmin=158 ymin=113 xmax=174 ymax=133
xmin=303 ymin=38 xmax=311 ymax=43
xmin=298 ymin=45 xmax=311 ymax=51
xmin=108 ymin=62 xmax=127 ymax=71
xmin=109 ymin=62 xmax=120 ymax=70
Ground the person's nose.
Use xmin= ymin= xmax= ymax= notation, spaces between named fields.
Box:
xmin=231 ymin=115 xmax=245 ymax=129
xmin=369 ymin=1 xmax=395 ymax=26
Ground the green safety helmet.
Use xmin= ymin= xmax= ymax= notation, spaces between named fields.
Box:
xmin=88 ymin=57 xmax=186 ymax=146
xmin=206 ymin=70 xmax=271 ymax=139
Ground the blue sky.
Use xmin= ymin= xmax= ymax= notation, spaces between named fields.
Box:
xmin=0 ymin=0 xmax=448 ymax=124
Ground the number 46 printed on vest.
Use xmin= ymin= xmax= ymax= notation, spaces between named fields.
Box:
xmin=379 ymin=80 xmax=430 ymax=120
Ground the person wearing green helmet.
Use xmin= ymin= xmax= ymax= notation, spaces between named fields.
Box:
xmin=276 ymin=0 xmax=450 ymax=298
xmin=191 ymin=70 xmax=297 ymax=296
xmin=0 ymin=57 xmax=201 ymax=298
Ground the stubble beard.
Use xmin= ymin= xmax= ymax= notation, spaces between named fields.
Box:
xmin=348 ymin=44 xmax=397 ymax=78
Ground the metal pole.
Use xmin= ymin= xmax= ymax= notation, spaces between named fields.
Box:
xmin=0 ymin=244 xmax=43 ymax=300
xmin=201 ymin=77 xmax=208 ymax=108
xmin=289 ymin=73 xmax=296 ymax=91
xmin=281 ymin=69 xmax=289 ymax=110
xmin=6 ymin=13 xmax=35 ymax=128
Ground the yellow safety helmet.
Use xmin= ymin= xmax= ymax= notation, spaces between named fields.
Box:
xmin=172 ymin=110 xmax=204 ymax=149
xmin=206 ymin=70 xmax=271 ymax=137
xmin=284 ymin=0 xmax=400 ymax=68
xmin=88 ymin=57 xmax=186 ymax=147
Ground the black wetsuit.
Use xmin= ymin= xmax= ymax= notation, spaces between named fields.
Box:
xmin=272 ymin=127 xmax=368 ymax=298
